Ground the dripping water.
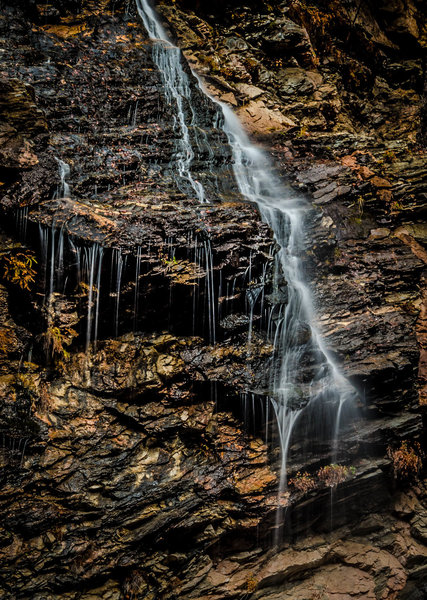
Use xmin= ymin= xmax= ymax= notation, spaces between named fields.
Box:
xmin=94 ymin=246 xmax=104 ymax=349
xmin=133 ymin=246 xmax=142 ymax=331
xmin=112 ymin=250 xmax=125 ymax=338
xmin=15 ymin=206 xmax=29 ymax=241
xmin=203 ymin=238 xmax=216 ymax=344
xmin=221 ymin=106 xmax=360 ymax=544
xmin=84 ymin=244 xmax=104 ymax=351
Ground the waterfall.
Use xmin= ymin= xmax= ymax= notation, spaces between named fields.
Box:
xmin=53 ymin=158 xmax=71 ymax=199
xmin=135 ymin=0 xmax=205 ymax=203
xmin=221 ymin=107 xmax=358 ymax=487
xmin=135 ymin=0 xmax=358 ymax=513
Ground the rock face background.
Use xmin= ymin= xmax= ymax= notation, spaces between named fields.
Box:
xmin=0 ymin=0 xmax=426 ymax=598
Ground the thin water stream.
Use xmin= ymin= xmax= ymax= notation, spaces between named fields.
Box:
xmin=53 ymin=157 xmax=71 ymax=199
xmin=135 ymin=0 xmax=206 ymax=202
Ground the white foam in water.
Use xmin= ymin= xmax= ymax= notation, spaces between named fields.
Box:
xmin=135 ymin=0 xmax=359 ymax=531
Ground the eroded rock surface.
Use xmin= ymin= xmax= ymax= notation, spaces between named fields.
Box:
xmin=0 ymin=0 xmax=426 ymax=598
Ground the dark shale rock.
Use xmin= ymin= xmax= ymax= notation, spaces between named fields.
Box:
xmin=262 ymin=17 xmax=312 ymax=58
xmin=0 ymin=0 xmax=425 ymax=599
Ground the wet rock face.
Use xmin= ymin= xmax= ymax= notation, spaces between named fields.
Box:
xmin=0 ymin=77 xmax=47 ymax=189
xmin=0 ymin=0 xmax=426 ymax=599
xmin=0 ymin=331 xmax=279 ymax=599
xmin=0 ymin=3 xmax=280 ymax=598
xmin=166 ymin=0 xmax=426 ymax=139
xmin=168 ymin=0 xmax=427 ymax=409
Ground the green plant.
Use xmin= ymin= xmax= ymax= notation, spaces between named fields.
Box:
xmin=163 ymin=255 xmax=177 ymax=268
xmin=387 ymin=441 xmax=423 ymax=481
xmin=79 ymin=281 xmax=99 ymax=295
xmin=317 ymin=464 xmax=351 ymax=487
xmin=299 ymin=5 xmax=333 ymax=57
xmin=15 ymin=372 xmax=39 ymax=398
xmin=391 ymin=201 xmax=403 ymax=212
xmin=2 ymin=251 xmax=37 ymax=290
xmin=289 ymin=471 xmax=316 ymax=494
xmin=203 ymin=54 xmax=220 ymax=74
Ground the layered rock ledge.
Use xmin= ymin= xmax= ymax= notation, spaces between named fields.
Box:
xmin=0 ymin=1 xmax=426 ymax=599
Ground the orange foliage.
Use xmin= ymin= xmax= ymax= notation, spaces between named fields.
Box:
xmin=387 ymin=441 xmax=423 ymax=481
xmin=317 ymin=464 xmax=351 ymax=487
xmin=2 ymin=251 xmax=37 ymax=290
xmin=288 ymin=471 xmax=316 ymax=494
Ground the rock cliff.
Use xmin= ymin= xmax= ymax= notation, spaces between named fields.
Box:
xmin=0 ymin=0 xmax=426 ymax=599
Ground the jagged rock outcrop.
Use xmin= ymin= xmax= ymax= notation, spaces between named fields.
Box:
xmin=0 ymin=0 xmax=426 ymax=599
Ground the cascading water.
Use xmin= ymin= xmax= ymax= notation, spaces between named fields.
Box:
xmin=53 ymin=158 xmax=71 ymax=199
xmin=136 ymin=0 xmax=358 ymax=531
xmin=221 ymin=108 xmax=358 ymax=488
xmin=135 ymin=0 xmax=205 ymax=203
